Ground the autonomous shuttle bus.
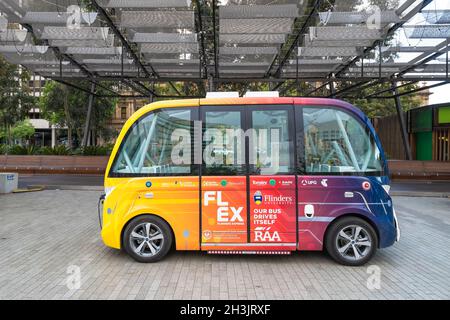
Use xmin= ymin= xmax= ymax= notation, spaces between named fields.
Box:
xmin=99 ymin=96 xmax=400 ymax=266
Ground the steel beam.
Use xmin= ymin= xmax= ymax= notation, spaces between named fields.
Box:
xmin=364 ymin=81 xmax=419 ymax=99
xmin=391 ymin=81 xmax=413 ymax=161
xmin=267 ymin=0 xmax=323 ymax=77
xmin=331 ymin=0 xmax=433 ymax=80
xmin=372 ymin=81 xmax=449 ymax=99
xmin=194 ymin=0 xmax=207 ymax=79
xmin=82 ymin=83 xmax=97 ymax=148
xmin=329 ymin=81 xmax=371 ymax=98
xmin=212 ymin=0 xmax=219 ymax=78
xmin=90 ymin=0 xmax=156 ymax=78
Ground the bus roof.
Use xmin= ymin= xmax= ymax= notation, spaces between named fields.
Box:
xmin=129 ymin=97 xmax=366 ymax=127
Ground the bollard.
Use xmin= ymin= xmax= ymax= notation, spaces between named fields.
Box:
xmin=0 ymin=172 xmax=19 ymax=194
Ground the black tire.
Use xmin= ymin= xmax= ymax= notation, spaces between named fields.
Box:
xmin=325 ymin=216 xmax=378 ymax=266
xmin=123 ymin=215 xmax=173 ymax=263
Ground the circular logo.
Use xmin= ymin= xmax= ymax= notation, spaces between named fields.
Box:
xmin=220 ymin=180 xmax=227 ymax=187
xmin=203 ymin=230 xmax=212 ymax=240
xmin=362 ymin=181 xmax=371 ymax=191
xmin=145 ymin=181 xmax=152 ymax=188
xmin=253 ymin=191 xmax=263 ymax=205
xmin=269 ymin=179 xmax=276 ymax=186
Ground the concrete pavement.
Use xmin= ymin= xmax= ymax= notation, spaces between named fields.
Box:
xmin=0 ymin=190 xmax=449 ymax=299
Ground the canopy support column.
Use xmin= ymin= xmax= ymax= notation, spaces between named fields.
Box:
xmin=391 ymin=81 xmax=412 ymax=160
xmin=208 ymin=75 xmax=215 ymax=92
xmin=82 ymin=83 xmax=97 ymax=148
xmin=329 ymin=77 xmax=336 ymax=97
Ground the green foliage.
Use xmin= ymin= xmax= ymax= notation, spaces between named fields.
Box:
xmin=39 ymin=81 xmax=117 ymax=148
xmin=0 ymin=56 xmax=36 ymax=144
xmin=0 ymin=144 xmax=111 ymax=156
xmin=344 ymin=82 xmax=423 ymax=117
xmin=11 ymin=119 xmax=35 ymax=141
xmin=8 ymin=144 xmax=38 ymax=155
xmin=39 ymin=145 xmax=72 ymax=156
xmin=75 ymin=145 xmax=112 ymax=156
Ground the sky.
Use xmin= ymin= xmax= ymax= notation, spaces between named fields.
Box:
xmin=417 ymin=0 xmax=450 ymax=105
xmin=429 ymin=83 xmax=450 ymax=105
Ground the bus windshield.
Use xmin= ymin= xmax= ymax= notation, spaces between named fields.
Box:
xmin=111 ymin=108 xmax=192 ymax=175
xmin=303 ymin=107 xmax=383 ymax=174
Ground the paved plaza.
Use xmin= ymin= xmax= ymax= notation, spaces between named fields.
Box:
xmin=0 ymin=190 xmax=449 ymax=300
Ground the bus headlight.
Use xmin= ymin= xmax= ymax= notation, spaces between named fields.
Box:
xmin=393 ymin=208 xmax=400 ymax=242
xmin=98 ymin=194 xmax=105 ymax=230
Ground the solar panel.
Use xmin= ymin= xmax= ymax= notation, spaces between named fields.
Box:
xmin=102 ymin=0 xmax=191 ymax=8
xmin=140 ymin=43 xmax=198 ymax=54
xmin=21 ymin=12 xmax=97 ymax=25
xmin=422 ymin=10 xmax=450 ymax=24
xmin=120 ymin=11 xmax=194 ymax=28
xmin=0 ymin=0 xmax=445 ymax=88
xmin=220 ymin=34 xmax=286 ymax=44
xmin=404 ymin=25 xmax=450 ymax=38
xmin=83 ymin=58 xmax=135 ymax=65
xmin=0 ymin=29 xmax=28 ymax=42
xmin=220 ymin=69 xmax=266 ymax=74
xmin=0 ymin=45 xmax=49 ymax=54
xmin=154 ymin=68 xmax=200 ymax=73
xmin=0 ymin=15 xmax=8 ymax=32
xmin=131 ymin=33 xmax=197 ymax=43
xmin=40 ymin=27 xmax=109 ymax=41
xmin=304 ymin=35 xmax=374 ymax=48
xmin=219 ymin=47 xmax=278 ymax=55
xmin=298 ymin=47 xmax=361 ymax=57
xmin=49 ymin=35 xmax=115 ymax=48
xmin=62 ymin=47 xmax=122 ymax=55
xmin=220 ymin=4 xmax=299 ymax=19
xmin=220 ymin=62 xmax=270 ymax=67
xmin=220 ymin=18 xmax=293 ymax=34
xmin=288 ymin=59 xmax=347 ymax=65
xmin=146 ymin=58 xmax=200 ymax=65
xmin=318 ymin=11 xmax=401 ymax=25
xmin=310 ymin=26 xmax=381 ymax=41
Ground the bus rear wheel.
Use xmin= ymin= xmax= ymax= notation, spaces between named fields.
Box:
xmin=325 ymin=217 xmax=378 ymax=266
xmin=123 ymin=215 xmax=173 ymax=263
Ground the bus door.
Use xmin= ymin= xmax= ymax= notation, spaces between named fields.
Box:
xmin=200 ymin=106 xmax=248 ymax=247
xmin=248 ymin=106 xmax=297 ymax=250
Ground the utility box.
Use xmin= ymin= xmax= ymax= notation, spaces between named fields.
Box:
xmin=0 ymin=173 xmax=18 ymax=194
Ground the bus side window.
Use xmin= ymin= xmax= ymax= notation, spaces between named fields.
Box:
xmin=202 ymin=109 xmax=246 ymax=176
xmin=250 ymin=108 xmax=294 ymax=175
xmin=302 ymin=107 xmax=383 ymax=174
xmin=111 ymin=108 xmax=194 ymax=176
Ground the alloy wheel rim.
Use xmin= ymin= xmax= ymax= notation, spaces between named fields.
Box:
xmin=336 ymin=225 xmax=372 ymax=261
xmin=130 ymin=222 xmax=164 ymax=257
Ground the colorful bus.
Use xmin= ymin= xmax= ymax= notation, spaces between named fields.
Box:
xmin=99 ymin=97 xmax=400 ymax=266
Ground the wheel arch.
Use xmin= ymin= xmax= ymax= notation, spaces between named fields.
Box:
xmin=120 ymin=213 xmax=176 ymax=251
xmin=324 ymin=213 xmax=380 ymax=249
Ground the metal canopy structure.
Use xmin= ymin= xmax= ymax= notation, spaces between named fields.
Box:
xmin=0 ymin=0 xmax=448 ymax=99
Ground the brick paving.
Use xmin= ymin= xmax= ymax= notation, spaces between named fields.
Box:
xmin=0 ymin=190 xmax=449 ymax=300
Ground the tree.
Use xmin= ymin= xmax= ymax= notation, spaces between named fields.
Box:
xmin=39 ymin=81 xmax=117 ymax=148
xmin=344 ymin=82 xmax=423 ymax=117
xmin=0 ymin=56 xmax=35 ymax=144
xmin=12 ymin=119 xmax=35 ymax=144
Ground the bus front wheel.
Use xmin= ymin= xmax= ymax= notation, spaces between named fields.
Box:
xmin=325 ymin=217 xmax=378 ymax=266
xmin=123 ymin=215 xmax=173 ymax=263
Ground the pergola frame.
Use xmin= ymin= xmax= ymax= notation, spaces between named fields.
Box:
xmin=0 ymin=0 xmax=446 ymax=98
xmin=0 ymin=0 xmax=449 ymax=153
